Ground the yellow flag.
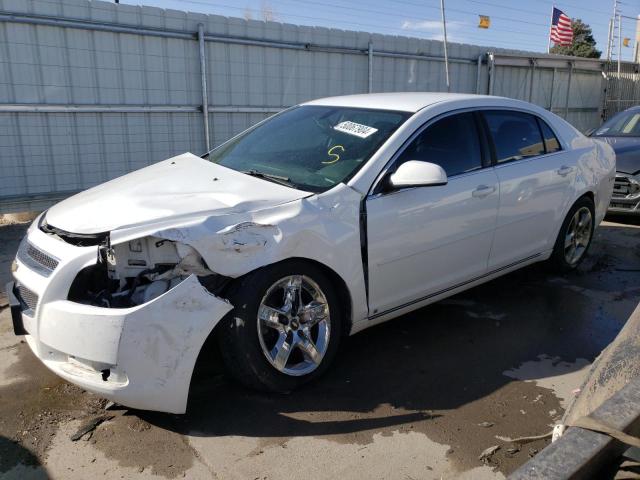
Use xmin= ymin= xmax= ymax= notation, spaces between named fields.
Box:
xmin=623 ymin=37 xmax=630 ymax=47
xmin=478 ymin=15 xmax=490 ymax=29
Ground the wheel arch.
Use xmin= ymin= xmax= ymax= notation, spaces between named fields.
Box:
xmin=580 ymin=190 xmax=595 ymax=204
xmin=557 ymin=190 xmax=596 ymax=236
xmin=197 ymin=256 xmax=354 ymax=360
xmin=192 ymin=256 xmax=353 ymax=392
xmin=231 ymin=256 xmax=354 ymax=338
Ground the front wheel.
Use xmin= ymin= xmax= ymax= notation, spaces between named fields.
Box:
xmin=550 ymin=196 xmax=595 ymax=272
xmin=218 ymin=261 xmax=342 ymax=392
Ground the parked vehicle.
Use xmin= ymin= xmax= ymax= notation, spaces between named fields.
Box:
xmin=7 ymin=93 xmax=615 ymax=413
xmin=590 ymin=106 xmax=640 ymax=215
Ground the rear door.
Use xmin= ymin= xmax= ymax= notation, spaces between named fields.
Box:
xmin=481 ymin=110 xmax=575 ymax=269
xmin=366 ymin=111 xmax=500 ymax=316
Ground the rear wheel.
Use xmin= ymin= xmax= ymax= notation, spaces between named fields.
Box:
xmin=218 ymin=260 xmax=342 ymax=392
xmin=550 ymin=196 xmax=595 ymax=272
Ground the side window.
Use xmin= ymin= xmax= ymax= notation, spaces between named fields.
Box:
xmin=537 ymin=118 xmax=562 ymax=153
xmin=396 ymin=112 xmax=482 ymax=177
xmin=483 ymin=111 xmax=545 ymax=163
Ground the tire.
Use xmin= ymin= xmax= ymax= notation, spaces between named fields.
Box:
xmin=218 ymin=260 xmax=343 ymax=392
xmin=549 ymin=196 xmax=595 ymax=272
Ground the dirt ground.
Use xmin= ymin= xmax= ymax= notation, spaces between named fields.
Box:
xmin=1 ymin=216 xmax=639 ymax=480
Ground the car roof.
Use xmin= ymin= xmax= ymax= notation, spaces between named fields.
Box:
xmin=301 ymin=92 xmax=510 ymax=113
xmin=620 ymin=105 xmax=640 ymax=113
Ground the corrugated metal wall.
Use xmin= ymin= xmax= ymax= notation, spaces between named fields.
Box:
xmin=488 ymin=58 xmax=606 ymax=134
xmin=0 ymin=0 xmax=621 ymax=213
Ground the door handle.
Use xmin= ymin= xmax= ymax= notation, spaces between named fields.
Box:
xmin=556 ymin=165 xmax=574 ymax=176
xmin=472 ymin=184 xmax=496 ymax=198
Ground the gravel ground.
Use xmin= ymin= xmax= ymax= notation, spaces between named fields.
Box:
xmin=1 ymin=216 xmax=639 ymax=480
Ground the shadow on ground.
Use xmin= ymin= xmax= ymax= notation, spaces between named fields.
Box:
xmin=0 ymin=435 xmax=49 ymax=479
xmin=2 ymin=219 xmax=639 ymax=475
xmin=132 ymin=221 xmax=640 ymax=472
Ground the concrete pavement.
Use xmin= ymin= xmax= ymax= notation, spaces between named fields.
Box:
xmin=1 ymin=218 xmax=639 ymax=479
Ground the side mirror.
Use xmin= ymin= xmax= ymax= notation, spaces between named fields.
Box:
xmin=388 ymin=161 xmax=448 ymax=189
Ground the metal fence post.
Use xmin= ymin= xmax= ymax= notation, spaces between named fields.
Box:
xmin=476 ymin=54 xmax=483 ymax=94
xmin=487 ymin=52 xmax=495 ymax=95
xmin=368 ymin=41 xmax=373 ymax=93
xmin=198 ymin=23 xmax=211 ymax=152
xmin=565 ymin=61 xmax=573 ymax=119
xmin=549 ymin=67 xmax=556 ymax=111
xmin=528 ymin=58 xmax=536 ymax=103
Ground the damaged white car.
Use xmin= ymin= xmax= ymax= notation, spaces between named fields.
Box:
xmin=8 ymin=93 xmax=615 ymax=413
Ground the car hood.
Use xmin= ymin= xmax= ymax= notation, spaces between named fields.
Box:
xmin=595 ymin=136 xmax=640 ymax=175
xmin=45 ymin=153 xmax=311 ymax=234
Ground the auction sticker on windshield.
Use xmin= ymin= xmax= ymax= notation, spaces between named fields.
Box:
xmin=333 ymin=121 xmax=378 ymax=139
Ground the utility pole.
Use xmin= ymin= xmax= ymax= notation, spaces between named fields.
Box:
xmin=618 ymin=13 xmax=622 ymax=75
xmin=634 ymin=15 xmax=640 ymax=64
xmin=440 ymin=0 xmax=450 ymax=92
xmin=607 ymin=0 xmax=620 ymax=62
xmin=607 ymin=18 xmax=613 ymax=61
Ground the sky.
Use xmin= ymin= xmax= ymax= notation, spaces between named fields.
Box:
xmin=119 ymin=0 xmax=640 ymax=61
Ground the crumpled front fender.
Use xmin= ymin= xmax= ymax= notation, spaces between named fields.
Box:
xmin=116 ymin=275 xmax=233 ymax=413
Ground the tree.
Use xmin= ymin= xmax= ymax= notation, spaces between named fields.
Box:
xmin=243 ymin=1 xmax=278 ymax=22
xmin=260 ymin=0 xmax=277 ymax=22
xmin=550 ymin=19 xmax=601 ymax=58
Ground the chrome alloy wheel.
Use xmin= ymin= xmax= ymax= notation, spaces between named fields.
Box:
xmin=257 ymin=275 xmax=330 ymax=376
xmin=564 ymin=206 xmax=593 ymax=265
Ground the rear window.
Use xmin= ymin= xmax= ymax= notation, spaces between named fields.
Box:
xmin=538 ymin=119 xmax=561 ymax=153
xmin=483 ymin=111 xmax=545 ymax=163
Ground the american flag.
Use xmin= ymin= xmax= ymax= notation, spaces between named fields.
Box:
xmin=550 ymin=7 xmax=573 ymax=46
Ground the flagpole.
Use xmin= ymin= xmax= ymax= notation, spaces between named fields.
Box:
xmin=440 ymin=0 xmax=450 ymax=92
xmin=547 ymin=4 xmax=554 ymax=53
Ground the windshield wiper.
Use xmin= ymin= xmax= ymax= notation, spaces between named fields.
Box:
xmin=242 ymin=169 xmax=293 ymax=187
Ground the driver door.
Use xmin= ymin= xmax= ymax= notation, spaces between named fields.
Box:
xmin=365 ymin=111 xmax=500 ymax=317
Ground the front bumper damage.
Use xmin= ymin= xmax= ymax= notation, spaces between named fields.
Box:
xmin=10 ymin=223 xmax=232 ymax=414
xmin=10 ymin=183 xmax=367 ymax=413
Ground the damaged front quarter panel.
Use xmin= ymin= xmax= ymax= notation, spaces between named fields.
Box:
xmin=148 ymin=183 xmax=368 ymax=329
xmin=23 ymin=183 xmax=366 ymax=415
xmin=155 ymin=221 xmax=282 ymax=277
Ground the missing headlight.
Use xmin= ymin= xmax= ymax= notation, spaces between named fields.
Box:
xmin=68 ymin=236 xmax=230 ymax=308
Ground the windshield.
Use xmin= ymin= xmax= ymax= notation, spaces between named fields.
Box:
xmin=208 ymin=105 xmax=410 ymax=192
xmin=593 ymin=110 xmax=640 ymax=137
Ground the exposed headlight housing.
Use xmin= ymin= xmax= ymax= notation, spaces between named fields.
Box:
xmin=69 ymin=236 xmax=218 ymax=308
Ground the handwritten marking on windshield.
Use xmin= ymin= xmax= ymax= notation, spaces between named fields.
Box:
xmin=323 ymin=145 xmax=345 ymax=164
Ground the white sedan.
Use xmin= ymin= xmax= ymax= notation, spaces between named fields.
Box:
xmin=8 ymin=93 xmax=615 ymax=413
